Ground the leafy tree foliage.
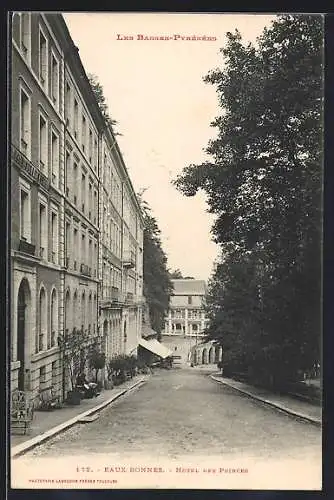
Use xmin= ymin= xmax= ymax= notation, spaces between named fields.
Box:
xmin=169 ymin=269 xmax=195 ymax=279
xmin=88 ymin=73 xmax=122 ymax=136
xmin=174 ymin=15 xmax=323 ymax=386
xmin=139 ymin=197 xmax=174 ymax=335
xmin=169 ymin=269 xmax=184 ymax=279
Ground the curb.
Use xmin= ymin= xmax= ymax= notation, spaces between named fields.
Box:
xmin=210 ymin=374 xmax=322 ymax=427
xmin=11 ymin=377 xmax=147 ymax=459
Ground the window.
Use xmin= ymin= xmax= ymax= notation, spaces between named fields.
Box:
xmin=65 ymin=150 xmax=71 ymax=196
xmin=94 ymin=242 xmax=97 ymax=276
xmin=81 ymin=233 xmax=86 ymax=265
xmin=65 ymin=221 xmax=70 ymax=266
xmin=81 ymin=114 xmax=86 ymax=151
xmin=20 ymin=86 xmax=31 ymax=157
xmin=89 ymin=129 xmax=93 ymax=162
xmin=39 ymin=112 xmax=47 ymax=171
xmin=88 ymin=294 xmax=92 ymax=332
xmin=39 ymin=202 xmax=47 ymax=259
xmin=50 ymin=52 xmax=59 ymax=106
xmin=51 ymin=130 xmax=59 ymax=186
xmin=73 ymin=292 xmax=78 ymax=323
xmin=93 ymin=190 xmax=97 ymax=224
xmin=88 ymin=239 xmax=92 ymax=272
xmin=94 ymin=138 xmax=98 ymax=170
xmin=14 ymin=13 xmax=31 ymax=60
xmin=81 ymin=173 xmax=86 ymax=213
xmin=81 ymin=292 xmax=86 ymax=327
xmin=39 ymin=28 xmax=47 ymax=88
xmin=73 ymin=98 xmax=78 ymax=138
xmin=65 ymin=290 xmax=71 ymax=331
xmin=20 ymin=187 xmax=30 ymax=241
xmin=50 ymin=288 xmax=58 ymax=348
xmin=51 ymin=211 xmax=58 ymax=264
xmin=73 ymin=160 xmax=78 ymax=204
xmin=39 ymin=366 xmax=46 ymax=389
xmin=88 ymin=183 xmax=92 ymax=220
xmin=73 ymin=228 xmax=78 ymax=269
xmin=188 ymin=296 xmax=192 ymax=305
xmin=65 ymin=82 xmax=71 ymax=125
xmin=37 ymin=287 xmax=47 ymax=352
xmin=103 ymin=207 xmax=107 ymax=244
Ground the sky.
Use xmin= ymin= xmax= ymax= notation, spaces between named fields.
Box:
xmin=63 ymin=12 xmax=275 ymax=281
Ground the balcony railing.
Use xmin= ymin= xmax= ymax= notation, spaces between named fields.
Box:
xmin=18 ymin=238 xmax=36 ymax=256
xmin=122 ymin=251 xmax=136 ymax=269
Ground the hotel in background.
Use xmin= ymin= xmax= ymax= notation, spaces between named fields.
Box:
xmin=10 ymin=12 xmax=144 ymax=402
xmin=162 ymin=279 xmax=209 ymax=338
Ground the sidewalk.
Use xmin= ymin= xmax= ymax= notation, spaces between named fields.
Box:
xmin=11 ymin=375 xmax=148 ymax=458
xmin=210 ymin=373 xmax=322 ymax=426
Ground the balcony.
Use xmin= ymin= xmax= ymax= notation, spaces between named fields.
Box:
xmin=80 ymin=263 xmax=91 ymax=277
xmin=18 ymin=238 xmax=35 ymax=256
xmin=122 ymin=251 xmax=136 ymax=269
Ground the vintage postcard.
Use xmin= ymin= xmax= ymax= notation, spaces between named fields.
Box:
xmin=9 ymin=11 xmax=323 ymax=490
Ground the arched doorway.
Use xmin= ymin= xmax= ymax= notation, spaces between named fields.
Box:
xmin=202 ymin=349 xmax=206 ymax=365
xmin=17 ymin=279 xmax=30 ymax=391
xmin=124 ymin=320 xmax=127 ymax=343
xmin=50 ymin=288 xmax=58 ymax=348
xmin=209 ymin=347 xmax=215 ymax=364
xmin=65 ymin=290 xmax=70 ymax=332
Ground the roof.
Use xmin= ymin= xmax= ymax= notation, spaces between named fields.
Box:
xmin=141 ymin=324 xmax=158 ymax=339
xmin=139 ymin=338 xmax=173 ymax=359
xmin=171 ymin=279 xmax=206 ymax=296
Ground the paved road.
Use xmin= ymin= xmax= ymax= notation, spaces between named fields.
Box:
xmin=27 ymin=366 xmax=321 ymax=463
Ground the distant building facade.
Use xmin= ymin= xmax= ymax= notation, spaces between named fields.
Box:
xmin=10 ymin=12 xmax=144 ymax=402
xmin=162 ymin=279 xmax=209 ymax=337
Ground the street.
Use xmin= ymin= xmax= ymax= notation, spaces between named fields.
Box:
xmin=26 ymin=367 xmax=321 ymax=462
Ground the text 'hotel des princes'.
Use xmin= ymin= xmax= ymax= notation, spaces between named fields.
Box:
xmin=10 ymin=12 xmax=146 ymax=402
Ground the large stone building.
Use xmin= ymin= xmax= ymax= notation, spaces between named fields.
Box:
xmin=162 ymin=279 xmax=209 ymax=338
xmin=10 ymin=12 xmax=144 ymax=402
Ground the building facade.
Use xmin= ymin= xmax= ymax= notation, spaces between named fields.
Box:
xmin=10 ymin=12 xmax=144 ymax=402
xmin=162 ymin=279 xmax=209 ymax=338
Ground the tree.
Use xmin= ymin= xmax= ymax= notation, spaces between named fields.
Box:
xmin=169 ymin=269 xmax=195 ymax=279
xmin=87 ymin=348 xmax=106 ymax=383
xmin=58 ymin=327 xmax=91 ymax=391
xmin=174 ymin=15 xmax=323 ymax=386
xmin=88 ymin=73 xmax=122 ymax=136
xmin=169 ymin=269 xmax=184 ymax=279
xmin=138 ymin=196 xmax=174 ymax=335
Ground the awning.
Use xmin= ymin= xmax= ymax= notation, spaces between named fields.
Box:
xmin=138 ymin=338 xmax=173 ymax=359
